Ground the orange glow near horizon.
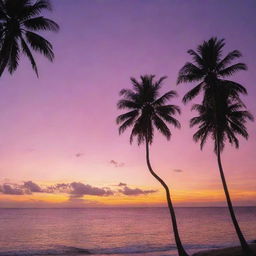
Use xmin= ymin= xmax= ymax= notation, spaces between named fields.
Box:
xmin=0 ymin=1 xmax=255 ymax=208
xmin=1 ymin=184 xmax=255 ymax=208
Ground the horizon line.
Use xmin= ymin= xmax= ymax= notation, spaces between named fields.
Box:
xmin=1 ymin=205 xmax=255 ymax=209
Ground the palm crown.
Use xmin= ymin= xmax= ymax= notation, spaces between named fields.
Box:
xmin=0 ymin=0 xmax=59 ymax=76
xmin=117 ymin=75 xmax=181 ymax=145
xmin=177 ymin=37 xmax=247 ymax=104
xmin=190 ymin=98 xmax=254 ymax=153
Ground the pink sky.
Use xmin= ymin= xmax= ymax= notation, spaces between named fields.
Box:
xmin=0 ymin=0 xmax=255 ymax=207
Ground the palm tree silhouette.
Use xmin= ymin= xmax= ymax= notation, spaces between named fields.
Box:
xmin=178 ymin=37 xmax=255 ymax=256
xmin=117 ymin=75 xmax=189 ymax=256
xmin=0 ymin=0 xmax=59 ymax=77
xmin=190 ymin=91 xmax=254 ymax=255
xmin=177 ymin=37 xmax=247 ymax=105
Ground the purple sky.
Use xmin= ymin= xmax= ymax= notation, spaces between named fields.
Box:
xmin=0 ymin=0 xmax=255 ymax=207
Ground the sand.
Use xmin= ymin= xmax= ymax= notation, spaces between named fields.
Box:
xmin=192 ymin=243 xmax=256 ymax=256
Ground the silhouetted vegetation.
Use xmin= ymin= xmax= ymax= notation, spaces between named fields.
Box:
xmin=117 ymin=75 xmax=189 ymax=256
xmin=0 ymin=0 xmax=59 ymax=77
xmin=178 ymin=37 xmax=254 ymax=256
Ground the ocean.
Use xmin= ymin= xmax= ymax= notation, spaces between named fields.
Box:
xmin=0 ymin=207 xmax=255 ymax=256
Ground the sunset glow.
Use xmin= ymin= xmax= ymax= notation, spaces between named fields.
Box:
xmin=0 ymin=0 xmax=255 ymax=208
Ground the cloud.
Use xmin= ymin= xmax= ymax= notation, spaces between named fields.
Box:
xmin=24 ymin=181 xmax=42 ymax=192
xmin=0 ymin=181 xmax=157 ymax=199
xmin=70 ymin=182 xmax=114 ymax=198
xmin=119 ymin=186 xmax=157 ymax=196
xmin=173 ymin=169 xmax=183 ymax=173
xmin=118 ymin=182 xmax=127 ymax=187
xmin=45 ymin=183 xmax=70 ymax=193
xmin=0 ymin=181 xmax=44 ymax=195
xmin=0 ymin=184 xmax=25 ymax=195
xmin=110 ymin=160 xmax=125 ymax=167
xmin=0 ymin=181 xmax=115 ymax=198
xmin=44 ymin=182 xmax=114 ymax=197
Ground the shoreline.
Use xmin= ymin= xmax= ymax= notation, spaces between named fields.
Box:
xmin=192 ymin=243 xmax=256 ymax=256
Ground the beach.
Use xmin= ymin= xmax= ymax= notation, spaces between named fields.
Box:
xmin=193 ymin=243 xmax=256 ymax=256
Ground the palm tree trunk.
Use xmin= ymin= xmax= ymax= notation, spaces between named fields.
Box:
xmin=216 ymin=139 xmax=253 ymax=256
xmin=146 ymin=140 xmax=189 ymax=256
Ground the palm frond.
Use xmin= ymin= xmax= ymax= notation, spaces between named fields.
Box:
xmin=154 ymin=76 xmax=167 ymax=91
xmin=187 ymin=49 xmax=204 ymax=68
xmin=152 ymin=114 xmax=171 ymax=140
xmin=118 ymin=116 xmax=137 ymax=135
xmin=117 ymin=75 xmax=180 ymax=145
xmin=219 ymin=63 xmax=247 ymax=77
xmin=160 ymin=114 xmax=181 ymax=128
xmin=25 ymin=31 xmax=54 ymax=61
xmin=177 ymin=62 xmax=203 ymax=84
xmin=225 ymin=126 xmax=239 ymax=148
xmin=154 ymin=90 xmax=177 ymax=106
xmin=190 ymin=99 xmax=253 ymax=153
xmin=8 ymin=39 xmax=20 ymax=74
xmin=228 ymin=119 xmax=248 ymax=140
xmin=221 ymin=80 xmax=247 ymax=95
xmin=0 ymin=0 xmax=58 ymax=76
xmin=217 ymin=50 xmax=242 ymax=70
xmin=20 ymin=0 xmax=52 ymax=20
xmin=23 ymin=17 xmax=59 ymax=32
xmin=116 ymin=110 xmax=139 ymax=124
xmin=20 ymin=37 xmax=38 ymax=76
xmin=156 ymin=105 xmax=181 ymax=115
xmin=182 ymin=82 xmax=204 ymax=104
xmin=117 ymin=99 xmax=138 ymax=110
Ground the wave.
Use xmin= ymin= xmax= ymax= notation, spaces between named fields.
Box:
xmin=0 ymin=246 xmax=91 ymax=256
xmin=0 ymin=243 xmax=235 ymax=256
xmin=91 ymin=244 xmax=177 ymax=254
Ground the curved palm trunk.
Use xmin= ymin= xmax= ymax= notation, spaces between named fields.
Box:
xmin=146 ymin=140 xmax=189 ymax=256
xmin=216 ymin=140 xmax=253 ymax=256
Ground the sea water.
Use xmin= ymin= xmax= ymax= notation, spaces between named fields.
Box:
xmin=0 ymin=207 xmax=255 ymax=256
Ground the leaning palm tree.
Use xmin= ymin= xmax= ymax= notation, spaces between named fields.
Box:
xmin=116 ymin=75 xmax=189 ymax=256
xmin=177 ymin=37 xmax=247 ymax=105
xmin=190 ymin=92 xmax=254 ymax=256
xmin=0 ymin=0 xmax=59 ymax=77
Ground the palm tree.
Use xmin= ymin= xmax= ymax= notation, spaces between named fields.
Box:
xmin=0 ymin=0 xmax=59 ymax=77
xmin=190 ymin=91 xmax=254 ymax=256
xmin=178 ymin=37 xmax=255 ymax=255
xmin=177 ymin=37 xmax=247 ymax=105
xmin=116 ymin=75 xmax=189 ymax=256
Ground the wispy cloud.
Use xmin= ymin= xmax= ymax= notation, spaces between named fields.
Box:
xmin=110 ymin=160 xmax=125 ymax=167
xmin=117 ymin=182 xmax=127 ymax=187
xmin=119 ymin=186 xmax=157 ymax=196
xmin=173 ymin=169 xmax=183 ymax=173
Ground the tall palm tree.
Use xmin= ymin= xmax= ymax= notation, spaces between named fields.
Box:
xmin=190 ymin=91 xmax=254 ymax=256
xmin=178 ymin=37 xmax=254 ymax=255
xmin=177 ymin=37 xmax=247 ymax=105
xmin=0 ymin=0 xmax=59 ymax=77
xmin=116 ymin=75 xmax=189 ymax=256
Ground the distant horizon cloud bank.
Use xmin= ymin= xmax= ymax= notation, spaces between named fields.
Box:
xmin=0 ymin=180 xmax=157 ymax=199
xmin=0 ymin=179 xmax=255 ymax=208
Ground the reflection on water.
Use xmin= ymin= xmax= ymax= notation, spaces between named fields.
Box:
xmin=0 ymin=207 xmax=255 ymax=255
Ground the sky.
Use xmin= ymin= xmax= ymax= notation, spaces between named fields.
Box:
xmin=0 ymin=0 xmax=255 ymax=208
